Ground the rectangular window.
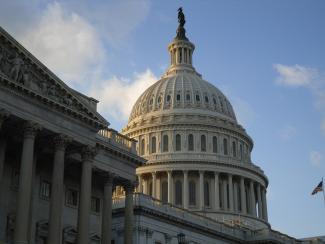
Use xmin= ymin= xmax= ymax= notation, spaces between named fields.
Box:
xmin=91 ymin=197 xmax=101 ymax=213
xmin=66 ymin=189 xmax=79 ymax=207
xmin=40 ymin=180 xmax=51 ymax=199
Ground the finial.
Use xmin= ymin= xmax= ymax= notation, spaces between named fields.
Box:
xmin=175 ymin=7 xmax=188 ymax=41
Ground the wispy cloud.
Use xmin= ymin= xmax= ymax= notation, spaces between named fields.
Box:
xmin=274 ymin=64 xmax=325 ymax=136
xmin=310 ymin=150 xmax=323 ymax=167
xmin=90 ymin=69 xmax=157 ymax=122
xmin=277 ymin=125 xmax=297 ymax=141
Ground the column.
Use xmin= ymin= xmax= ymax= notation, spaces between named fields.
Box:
xmin=222 ymin=179 xmax=227 ymax=210
xmin=183 ymin=170 xmax=188 ymax=209
xmin=240 ymin=177 xmax=247 ymax=214
xmin=101 ymin=173 xmax=114 ymax=244
xmin=124 ymin=183 xmax=134 ymax=244
xmin=233 ymin=182 xmax=238 ymax=212
xmin=77 ymin=146 xmax=96 ymax=244
xmin=47 ymin=135 xmax=70 ymax=244
xmin=262 ymin=187 xmax=268 ymax=221
xmin=14 ymin=121 xmax=40 ymax=244
xmin=152 ymin=172 xmax=156 ymax=198
xmin=214 ymin=172 xmax=220 ymax=211
xmin=228 ymin=174 xmax=234 ymax=211
xmin=249 ymin=180 xmax=256 ymax=217
xmin=0 ymin=137 xmax=7 ymax=187
xmin=257 ymin=184 xmax=263 ymax=219
xmin=137 ymin=174 xmax=143 ymax=193
xmin=167 ymin=171 xmax=173 ymax=204
xmin=143 ymin=178 xmax=148 ymax=195
xmin=199 ymin=171 xmax=204 ymax=210
xmin=0 ymin=109 xmax=10 ymax=129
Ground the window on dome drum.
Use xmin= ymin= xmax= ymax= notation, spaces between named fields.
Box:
xmin=163 ymin=135 xmax=169 ymax=152
xmin=213 ymin=97 xmax=217 ymax=105
xmin=189 ymin=180 xmax=196 ymax=206
xmin=204 ymin=181 xmax=210 ymax=207
xmin=166 ymin=94 xmax=171 ymax=102
xmin=158 ymin=95 xmax=162 ymax=104
xmin=161 ymin=181 xmax=168 ymax=203
xmin=239 ymin=144 xmax=243 ymax=159
xmin=140 ymin=138 xmax=145 ymax=155
xmin=149 ymin=98 xmax=153 ymax=105
xmin=220 ymin=99 xmax=224 ymax=112
xmin=186 ymin=93 xmax=191 ymax=101
xmin=176 ymin=134 xmax=181 ymax=151
xmin=201 ymin=135 xmax=206 ymax=152
xmin=205 ymin=96 xmax=209 ymax=103
xmin=184 ymin=49 xmax=187 ymax=63
xmin=188 ymin=134 xmax=194 ymax=151
xmin=176 ymin=94 xmax=181 ymax=101
xmin=175 ymin=180 xmax=182 ymax=205
xmin=178 ymin=48 xmax=182 ymax=63
xmin=195 ymin=94 xmax=200 ymax=102
xmin=223 ymin=138 xmax=228 ymax=155
xmin=232 ymin=141 xmax=237 ymax=157
xmin=151 ymin=137 xmax=156 ymax=153
xmin=213 ymin=136 xmax=218 ymax=153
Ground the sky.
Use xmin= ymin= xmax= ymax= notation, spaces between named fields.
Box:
xmin=0 ymin=0 xmax=324 ymax=239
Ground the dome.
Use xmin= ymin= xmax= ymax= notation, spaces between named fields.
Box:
xmin=128 ymin=70 xmax=237 ymax=123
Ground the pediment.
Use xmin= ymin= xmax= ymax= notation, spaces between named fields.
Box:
xmin=0 ymin=26 xmax=108 ymax=129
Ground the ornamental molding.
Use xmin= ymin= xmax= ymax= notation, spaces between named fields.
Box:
xmin=0 ymin=27 xmax=108 ymax=129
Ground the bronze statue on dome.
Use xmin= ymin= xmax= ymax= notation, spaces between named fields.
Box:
xmin=178 ymin=7 xmax=185 ymax=27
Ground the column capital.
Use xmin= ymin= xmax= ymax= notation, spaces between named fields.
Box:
xmin=183 ymin=170 xmax=188 ymax=174
xmin=23 ymin=121 xmax=42 ymax=138
xmin=151 ymin=171 xmax=157 ymax=177
xmin=81 ymin=145 xmax=97 ymax=161
xmin=214 ymin=171 xmax=219 ymax=176
xmin=199 ymin=170 xmax=204 ymax=175
xmin=53 ymin=134 xmax=72 ymax=151
xmin=103 ymin=172 xmax=115 ymax=185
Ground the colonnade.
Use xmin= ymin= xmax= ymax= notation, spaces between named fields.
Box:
xmin=138 ymin=170 xmax=268 ymax=221
xmin=0 ymin=112 xmax=135 ymax=244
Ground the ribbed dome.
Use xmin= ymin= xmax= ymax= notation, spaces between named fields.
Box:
xmin=128 ymin=71 xmax=237 ymax=123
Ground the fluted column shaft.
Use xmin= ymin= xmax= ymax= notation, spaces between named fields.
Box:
xmin=240 ymin=177 xmax=247 ymax=214
xmin=47 ymin=135 xmax=70 ymax=244
xmin=77 ymin=147 xmax=96 ymax=244
xmin=152 ymin=172 xmax=156 ymax=198
xmin=214 ymin=172 xmax=220 ymax=211
xmin=183 ymin=171 xmax=188 ymax=209
xmin=249 ymin=180 xmax=256 ymax=217
xmin=233 ymin=182 xmax=238 ymax=212
xmin=137 ymin=174 xmax=143 ymax=193
xmin=14 ymin=122 xmax=40 ymax=244
xmin=167 ymin=171 xmax=173 ymax=204
xmin=228 ymin=174 xmax=234 ymax=211
xmin=124 ymin=184 xmax=134 ymax=244
xmin=262 ymin=188 xmax=268 ymax=221
xmin=257 ymin=184 xmax=263 ymax=218
xmin=199 ymin=171 xmax=204 ymax=210
xmin=222 ymin=179 xmax=227 ymax=210
xmin=101 ymin=174 xmax=114 ymax=244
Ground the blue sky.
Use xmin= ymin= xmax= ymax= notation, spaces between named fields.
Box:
xmin=1 ymin=0 xmax=324 ymax=238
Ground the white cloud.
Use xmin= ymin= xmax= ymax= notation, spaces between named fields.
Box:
xmin=19 ymin=2 xmax=105 ymax=85
xmin=277 ymin=125 xmax=297 ymax=141
xmin=90 ymin=69 xmax=157 ymax=122
xmin=310 ymin=150 xmax=323 ymax=167
xmin=274 ymin=64 xmax=316 ymax=87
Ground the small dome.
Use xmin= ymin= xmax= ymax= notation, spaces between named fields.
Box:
xmin=128 ymin=71 xmax=237 ymax=123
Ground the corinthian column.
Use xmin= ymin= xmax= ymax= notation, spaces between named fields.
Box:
xmin=14 ymin=121 xmax=41 ymax=244
xmin=240 ymin=177 xmax=247 ymax=214
xmin=0 ymin=109 xmax=9 ymax=186
xmin=152 ymin=172 xmax=156 ymax=198
xmin=214 ymin=172 xmax=220 ymax=211
xmin=101 ymin=173 xmax=114 ymax=244
xmin=257 ymin=184 xmax=263 ymax=219
xmin=77 ymin=146 xmax=96 ymax=244
xmin=228 ymin=174 xmax=234 ymax=211
xmin=47 ymin=135 xmax=71 ymax=244
xmin=249 ymin=180 xmax=256 ymax=217
xmin=167 ymin=171 xmax=173 ymax=204
xmin=262 ymin=187 xmax=268 ymax=221
xmin=124 ymin=182 xmax=134 ymax=244
xmin=199 ymin=171 xmax=204 ymax=210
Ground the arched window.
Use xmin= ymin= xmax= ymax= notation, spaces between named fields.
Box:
xmin=186 ymin=93 xmax=191 ymax=101
xmin=188 ymin=134 xmax=194 ymax=151
xmin=195 ymin=94 xmax=200 ymax=102
xmin=239 ymin=144 xmax=243 ymax=159
xmin=232 ymin=141 xmax=237 ymax=157
xmin=223 ymin=138 xmax=228 ymax=155
xmin=176 ymin=94 xmax=181 ymax=101
xmin=204 ymin=181 xmax=210 ymax=207
xmin=176 ymin=134 xmax=181 ymax=151
xmin=205 ymin=96 xmax=209 ymax=103
xmin=189 ymin=180 xmax=196 ymax=205
xmin=151 ymin=137 xmax=156 ymax=153
xmin=163 ymin=135 xmax=169 ymax=152
xmin=166 ymin=94 xmax=171 ymax=102
xmin=161 ymin=181 xmax=168 ymax=203
xmin=140 ymin=138 xmax=145 ymax=155
xmin=213 ymin=136 xmax=218 ymax=153
xmin=201 ymin=135 xmax=206 ymax=152
xmin=175 ymin=180 xmax=182 ymax=205
xmin=213 ymin=97 xmax=217 ymax=105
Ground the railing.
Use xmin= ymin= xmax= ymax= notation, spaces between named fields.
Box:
xmin=113 ymin=193 xmax=304 ymax=243
xmin=98 ymin=128 xmax=137 ymax=153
